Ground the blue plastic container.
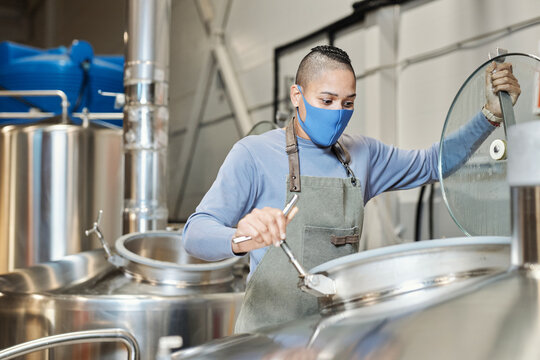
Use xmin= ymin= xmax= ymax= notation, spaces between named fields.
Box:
xmin=0 ymin=40 xmax=124 ymax=126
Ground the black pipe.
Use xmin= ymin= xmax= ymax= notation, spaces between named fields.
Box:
xmin=415 ymin=185 xmax=426 ymax=242
xmin=272 ymin=0 xmax=414 ymax=122
xmin=428 ymin=183 xmax=435 ymax=239
xmin=73 ymin=60 xmax=91 ymax=112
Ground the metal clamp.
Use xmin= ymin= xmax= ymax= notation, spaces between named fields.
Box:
xmin=156 ymin=336 xmax=183 ymax=360
xmin=0 ymin=90 xmax=70 ymax=123
xmin=98 ymin=89 xmax=126 ymax=109
xmin=0 ymin=328 xmax=140 ymax=360
xmin=282 ymin=238 xmax=336 ymax=297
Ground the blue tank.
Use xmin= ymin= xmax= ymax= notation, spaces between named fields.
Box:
xmin=0 ymin=40 xmax=124 ymax=126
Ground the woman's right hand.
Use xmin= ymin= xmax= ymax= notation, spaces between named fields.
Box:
xmin=231 ymin=206 xmax=299 ymax=254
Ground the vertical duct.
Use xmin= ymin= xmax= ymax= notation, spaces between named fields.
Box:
xmin=123 ymin=0 xmax=171 ymax=233
xmin=508 ymin=122 xmax=540 ymax=267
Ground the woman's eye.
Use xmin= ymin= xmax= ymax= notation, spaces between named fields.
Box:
xmin=343 ymin=102 xmax=354 ymax=108
xmin=321 ymin=99 xmax=332 ymax=105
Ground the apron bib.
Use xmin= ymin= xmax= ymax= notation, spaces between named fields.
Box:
xmin=234 ymin=120 xmax=365 ymax=333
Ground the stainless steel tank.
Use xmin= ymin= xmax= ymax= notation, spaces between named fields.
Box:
xmin=0 ymin=111 xmax=123 ymax=273
xmin=0 ymin=231 xmax=245 ymax=359
xmin=172 ymin=237 xmax=511 ymax=359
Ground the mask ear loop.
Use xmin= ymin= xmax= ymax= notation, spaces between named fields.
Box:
xmin=294 ymin=85 xmax=303 ymax=123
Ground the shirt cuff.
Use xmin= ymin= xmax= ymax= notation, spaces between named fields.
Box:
xmin=222 ymin=227 xmax=245 ymax=258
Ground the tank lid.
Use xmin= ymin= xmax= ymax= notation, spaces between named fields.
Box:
xmin=114 ymin=231 xmax=241 ymax=286
xmin=312 ymin=237 xmax=510 ymax=314
xmin=438 ymin=53 xmax=540 ymax=236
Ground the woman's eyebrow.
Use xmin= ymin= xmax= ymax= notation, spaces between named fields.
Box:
xmin=320 ymin=91 xmax=356 ymax=97
xmin=319 ymin=91 xmax=356 ymax=98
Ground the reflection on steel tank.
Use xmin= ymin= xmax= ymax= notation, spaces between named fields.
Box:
xmin=0 ymin=231 xmax=246 ymax=359
xmin=0 ymin=112 xmax=123 ymax=273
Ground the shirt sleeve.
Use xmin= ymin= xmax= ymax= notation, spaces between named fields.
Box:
xmin=182 ymin=142 xmax=258 ymax=261
xmin=366 ymin=111 xmax=496 ymax=200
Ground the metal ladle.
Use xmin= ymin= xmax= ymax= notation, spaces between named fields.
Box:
xmin=233 ymin=194 xmax=336 ymax=297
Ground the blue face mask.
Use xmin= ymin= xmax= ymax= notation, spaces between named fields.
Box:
xmin=296 ymin=85 xmax=353 ymax=147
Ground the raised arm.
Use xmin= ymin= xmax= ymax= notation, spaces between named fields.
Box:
xmin=366 ymin=61 xmax=521 ymax=201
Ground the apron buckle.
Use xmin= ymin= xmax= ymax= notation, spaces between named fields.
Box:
xmin=286 ymin=144 xmax=298 ymax=155
xmin=331 ymin=234 xmax=360 ymax=246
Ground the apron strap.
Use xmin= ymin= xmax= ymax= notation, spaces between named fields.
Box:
xmin=285 ymin=118 xmax=358 ymax=191
xmin=332 ymin=140 xmax=351 ymax=165
xmin=285 ymin=120 xmax=301 ymax=192
xmin=333 ymin=140 xmax=358 ymax=186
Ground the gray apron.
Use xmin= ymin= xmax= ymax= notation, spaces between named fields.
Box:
xmin=234 ymin=119 xmax=365 ymax=333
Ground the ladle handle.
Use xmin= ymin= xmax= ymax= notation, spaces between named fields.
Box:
xmin=280 ymin=241 xmax=308 ymax=278
xmin=0 ymin=329 xmax=140 ymax=360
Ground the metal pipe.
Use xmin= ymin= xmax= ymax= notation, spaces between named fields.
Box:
xmin=123 ymin=0 xmax=171 ymax=233
xmin=0 ymin=90 xmax=69 ymax=123
xmin=508 ymin=122 xmax=540 ymax=268
xmin=0 ymin=112 xmax=55 ymax=118
xmin=0 ymin=329 xmax=140 ymax=360
xmin=511 ymin=187 xmax=540 ymax=267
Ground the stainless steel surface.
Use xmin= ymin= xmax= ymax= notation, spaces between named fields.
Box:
xmin=0 ymin=245 xmax=244 ymax=359
xmin=86 ymin=210 xmax=116 ymax=259
xmin=0 ymin=329 xmax=139 ymax=360
xmin=0 ymin=112 xmax=55 ymax=118
xmin=232 ymin=194 xmax=299 ymax=244
xmin=0 ymin=117 xmax=123 ymax=274
xmin=123 ymin=0 xmax=171 ymax=233
xmin=171 ymin=237 xmax=512 ymax=360
xmin=173 ymin=269 xmax=540 ymax=360
xmin=0 ymin=90 xmax=69 ymax=122
xmin=300 ymin=273 xmax=337 ymax=297
xmin=232 ymin=235 xmax=251 ymax=243
xmin=114 ymin=231 xmax=241 ymax=285
xmin=72 ymin=112 xmax=125 ymax=120
xmin=156 ymin=336 xmax=183 ymax=360
xmin=507 ymin=121 xmax=540 ymax=267
xmin=511 ymin=187 xmax=540 ymax=267
xmin=312 ymin=237 xmax=509 ymax=313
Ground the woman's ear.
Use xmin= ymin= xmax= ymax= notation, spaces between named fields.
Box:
xmin=290 ymin=84 xmax=301 ymax=107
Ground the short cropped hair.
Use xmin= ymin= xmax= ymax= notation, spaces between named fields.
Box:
xmin=295 ymin=45 xmax=355 ymax=89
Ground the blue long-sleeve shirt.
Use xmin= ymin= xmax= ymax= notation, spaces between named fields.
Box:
xmin=183 ymin=112 xmax=495 ymax=275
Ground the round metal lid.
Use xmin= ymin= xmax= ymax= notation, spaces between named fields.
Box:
xmin=310 ymin=237 xmax=510 ymax=314
xmin=439 ymin=53 xmax=540 ymax=236
xmin=114 ymin=231 xmax=241 ymax=286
